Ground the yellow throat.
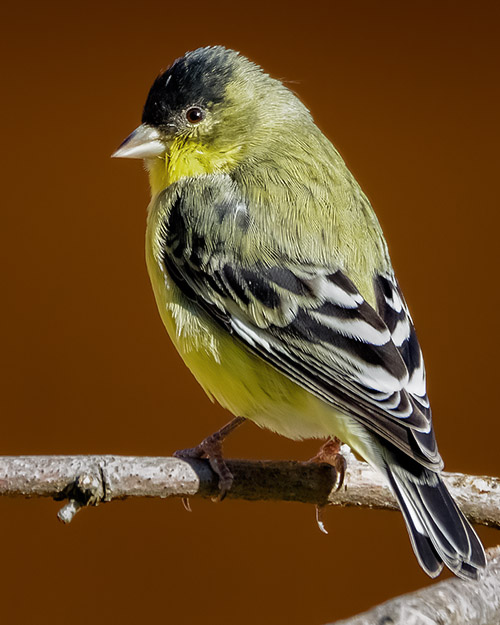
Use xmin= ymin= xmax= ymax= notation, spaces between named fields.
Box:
xmin=147 ymin=137 xmax=242 ymax=194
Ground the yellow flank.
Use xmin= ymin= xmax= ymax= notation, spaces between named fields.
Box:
xmin=147 ymin=137 xmax=242 ymax=195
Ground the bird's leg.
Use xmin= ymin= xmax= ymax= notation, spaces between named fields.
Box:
xmin=306 ymin=436 xmax=347 ymax=534
xmin=174 ymin=416 xmax=246 ymax=501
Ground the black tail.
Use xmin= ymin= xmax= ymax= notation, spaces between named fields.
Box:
xmin=385 ymin=461 xmax=486 ymax=579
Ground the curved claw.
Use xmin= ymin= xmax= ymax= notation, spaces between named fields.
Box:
xmin=174 ymin=417 xmax=246 ymax=500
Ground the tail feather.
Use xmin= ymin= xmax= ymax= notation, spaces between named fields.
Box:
xmin=387 ymin=471 xmax=443 ymax=577
xmin=386 ymin=463 xmax=486 ymax=580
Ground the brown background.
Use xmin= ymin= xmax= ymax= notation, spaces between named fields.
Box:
xmin=1 ymin=1 xmax=499 ymax=623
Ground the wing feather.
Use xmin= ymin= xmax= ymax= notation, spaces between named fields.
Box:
xmin=159 ymin=190 xmax=441 ymax=469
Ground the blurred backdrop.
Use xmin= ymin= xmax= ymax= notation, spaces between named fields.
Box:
xmin=1 ymin=1 xmax=499 ymax=623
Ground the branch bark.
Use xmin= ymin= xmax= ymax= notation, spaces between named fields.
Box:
xmin=329 ymin=545 xmax=500 ymax=625
xmin=0 ymin=448 xmax=498 ymax=624
xmin=0 ymin=446 xmax=498 ymax=528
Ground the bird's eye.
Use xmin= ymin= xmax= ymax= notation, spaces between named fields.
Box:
xmin=185 ymin=107 xmax=205 ymax=124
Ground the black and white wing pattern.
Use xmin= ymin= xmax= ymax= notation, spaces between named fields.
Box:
xmin=373 ymin=273 xmax=430 ymax=417
xmin=160 ymin=190 xmax=441 ymax=470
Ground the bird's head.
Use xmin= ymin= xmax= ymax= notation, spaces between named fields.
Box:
xmin=113 ymin=46 xmax=311 ymax=192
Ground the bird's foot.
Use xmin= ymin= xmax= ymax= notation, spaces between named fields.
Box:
xmin=174 ymin=416 xmax=246 ymax=501
xmin=307 ymin=436 xmax=346 ymax=491
xmin=306 ymin=437 xmax=347 ymax=534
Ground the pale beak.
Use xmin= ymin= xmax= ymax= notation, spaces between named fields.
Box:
xmin=112 ymin=124 xmax=166 ymax=159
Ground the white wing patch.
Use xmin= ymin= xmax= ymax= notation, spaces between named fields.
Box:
xmin=309 ymin=274 xmax=364 ymax=309
xmin=392 ymin=317 xmax=411 ymax=346
xmin=230 ymin=317 xmax=271 ymax=352
xmin=310 ymin=310 xmax=392 ymax=345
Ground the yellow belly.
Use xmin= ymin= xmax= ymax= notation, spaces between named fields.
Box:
xmin=145 ymin=238 xmax=373 ymax=457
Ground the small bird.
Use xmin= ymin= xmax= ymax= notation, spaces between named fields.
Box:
xmin=113 ymin=46 xmax=485 ymax=579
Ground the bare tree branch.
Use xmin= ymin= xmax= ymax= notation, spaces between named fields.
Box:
xmin=0 ymin=447 xmax=498 ymax=528
xmin=329 ymin=546 xmax=500 ymax=625
xmin=1 ymin=449 xmax=498 ymax=623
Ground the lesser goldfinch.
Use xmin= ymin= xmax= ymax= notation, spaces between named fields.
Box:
xmin=113 ymin=46 xmax=485 ymax=579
